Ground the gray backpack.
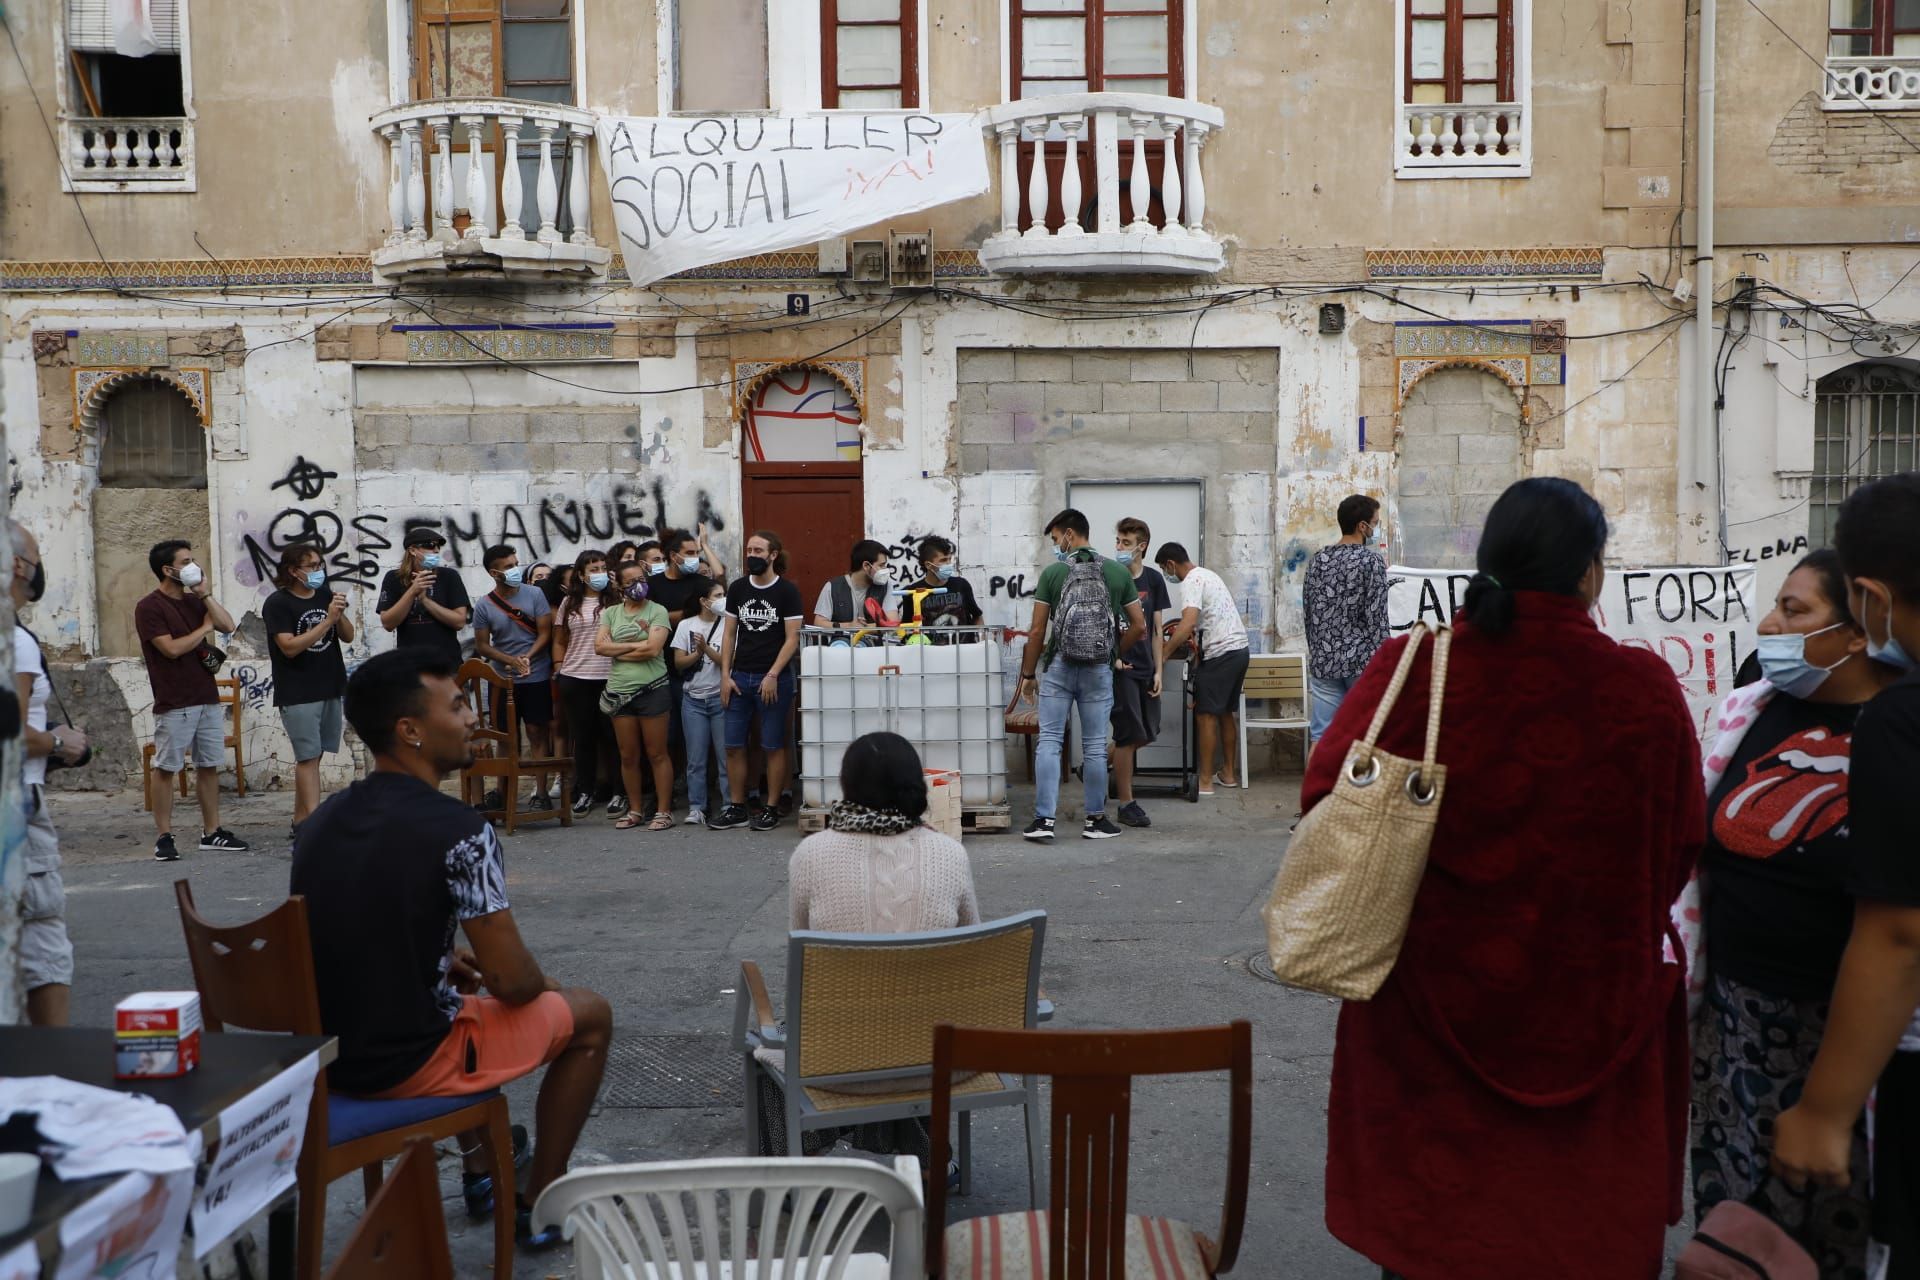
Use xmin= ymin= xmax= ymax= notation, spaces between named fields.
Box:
xmin=1055 ymin=555 xmax=1116 ymax=664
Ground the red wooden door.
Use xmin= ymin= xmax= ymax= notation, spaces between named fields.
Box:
xmin=741 ymin=463 xmax=865 ymax=613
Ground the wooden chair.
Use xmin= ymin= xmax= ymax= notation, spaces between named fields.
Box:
xmin=532 ymin=1156 xmax=925 ymax=1279
xmin=456 ymin=659 xmax=573 ymax=834
xmin=734 ymin=911 xmax=1052 ymax=1204
xmin=322 ymin=1138 xmax=453 ymax=1280
xmin=926 ymin=1021 xmax=1252 ymax=1280
xmin=1005 ymin=685 xmax=1041 ymax=782
xmin=141 ymin=679 xmax=247 ymax=810
xmin=174 ymin=880 xmax=514 ymax=1280
xmin=1236 ymin=652 xmax=1311 ymax=786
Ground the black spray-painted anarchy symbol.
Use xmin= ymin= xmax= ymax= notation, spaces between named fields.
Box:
xmin=270 ymin=455 xmax=338 ymax=502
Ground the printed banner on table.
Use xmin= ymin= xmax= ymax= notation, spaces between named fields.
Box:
xmin=189 ymin=1052 xmax=317 ymax=1258
xmin=55 ymin=1166 xmax=193 ymax=1280
xmin=1 ymin=1239 xmax=39 ymax=1280
xmin=596 ymin=113 xmax=989 ymax=286
xmin=1386 ymin=565 xmax=1760 ymax=737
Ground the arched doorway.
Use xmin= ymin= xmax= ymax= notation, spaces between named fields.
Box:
xmin=736 ymin=362 xmax=866 ymax=611
xmin=91 ymin=376 xmax=210 ymax=656
xmin=1396 ymin=365 xmax=1524 ymax=568
xmin=1811 ymin=360 xmax=1920 ymax=547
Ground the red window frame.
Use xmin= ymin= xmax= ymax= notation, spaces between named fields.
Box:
xmin=1008 ymin=0 xmax=1185 ymax=101
xmin=1403 ymin=0 xmax=1515 ymax=104
xmin=822 ymin=0 xmax=919 ymax=108
xmin=1829 ymin=0 xmax=1920 ymax=56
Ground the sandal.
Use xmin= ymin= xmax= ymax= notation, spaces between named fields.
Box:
xmin=614 ymin=812 xmax=645 ymax=831
xmin=646 ymin=811 xmax=676 ymax=832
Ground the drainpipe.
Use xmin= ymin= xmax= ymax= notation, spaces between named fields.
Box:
xmin=1696 ymin=0 xmax=1723 ymax=558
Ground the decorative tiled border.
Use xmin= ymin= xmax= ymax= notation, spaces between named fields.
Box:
xmin=1393 ymin=320 xmax=1566 ymax=423
xmin=1366 ymin=247 xmax=1605 ymax=281
xmin=2 ymin=248 xmax=990 ymax=291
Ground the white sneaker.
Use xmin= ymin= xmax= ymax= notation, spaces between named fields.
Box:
xmin=686 ymin=810 xmax=709 ymax=828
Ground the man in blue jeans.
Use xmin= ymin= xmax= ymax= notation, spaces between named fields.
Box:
xmin=1017 ymin=509 xmax=1146 ymax=842
xmin=1301 ymin=494 xmax=1390 ymax=745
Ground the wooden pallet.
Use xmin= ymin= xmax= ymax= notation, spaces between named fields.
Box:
xmin=797 ymin=804 xmax=1013 ymax=835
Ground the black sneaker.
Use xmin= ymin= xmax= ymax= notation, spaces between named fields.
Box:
xmin=605 ymin=794 xmax=629 ymax=818
xmin=750 ymin=807 xmax=779 ymax=832
xmin=710 ymin=804 xmax=751 ymax=831
xmin=1023 ymin=817 xmax=1056 ymax=841
xmin=571 ymin=793 xmax=595 ymax=815
xmin=200 ymin=828 xmax=250 ymax=852
xmin=515 ymin=1197 xmax=564 ymax=1250
xmin=482 ymin=790 xmax=505 ymax=812
xmin=1117 ymin=801 xmax=1151 ymax=828
xmin=153 ymin=833 xmax=181 ymax=862
xmin=526 ymin=794 xmax=555 ymax=813
xmin=776 ymin=790 xmax=795 ymax=818
xmin=1083 ymin=814 xmax=1122 ymax=840
xmin=461 ymin=1124 xmax=531 ymax=1219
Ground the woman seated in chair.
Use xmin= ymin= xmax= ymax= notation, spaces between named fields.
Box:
xmin=761 ymin=733 xmax=979 ymax=1171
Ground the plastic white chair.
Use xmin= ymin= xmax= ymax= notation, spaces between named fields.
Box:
xmin=530 ymin=1155 xmax=925 ymax=1279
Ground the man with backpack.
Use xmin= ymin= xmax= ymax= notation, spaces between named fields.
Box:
xmin=1017 ymin=510 xmax=1146 ymax=841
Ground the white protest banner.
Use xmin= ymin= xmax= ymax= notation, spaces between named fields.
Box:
xmin=190 ymin=1053 xmax=318 ymax=1258
xmin=596 ymin=113 xmax=989 ymax=287
xmin=1386 ymin=564 xmax=1760 ymax=737
xmin=56 ymin=1166 xmax=193 ymax=1280
xmin=0 ymin=1239 xmax=38 ymax=1280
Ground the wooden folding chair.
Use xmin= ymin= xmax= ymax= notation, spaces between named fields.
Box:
xmin=322 ymin=1138 xmax=454 ymax=1280
xmin=926 ymin=1021 xmax=1253 ymax=1280
xmin=1236 ymin=653 xmax=1311 ymax=785
xmin=175 ymin=881 xmax=514 ymax=1280
xmin=141 ymin=680 xmax=247 ymax=808
xmin=456 ymin=659 xmax=573 ymax=834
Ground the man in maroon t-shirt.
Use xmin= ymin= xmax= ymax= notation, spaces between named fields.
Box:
xmin=133 ymin=540 xmax=249 ymax=861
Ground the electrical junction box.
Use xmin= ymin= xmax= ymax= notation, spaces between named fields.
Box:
xmin=817 ymin=238 xmax=848 ymax=274
xmin=890 ymin=232 xmax=933 ymax=289
xmin=849 ymin=239 xmax=889 ymax=285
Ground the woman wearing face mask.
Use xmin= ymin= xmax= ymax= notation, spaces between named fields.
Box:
xmin=265 ymin=546 xmax=355 ymax=839
xmin=671 ymin=583 xmax=732 ymax=825
xmin=1682 ymin=549 xmax=1899 ymax=1277
xmin=377 ymin=527 xmax=470 ymax=662
xmin=555 ymin=550 xmax=624 ymax=818
xmin=595 ymin=561 xmax=675 ymax=831
xmin=1311 ymin=478 xmax=1704 ymax=1280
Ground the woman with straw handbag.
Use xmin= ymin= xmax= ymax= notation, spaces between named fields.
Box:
xmin=1299 ymin=478 xmax=1706 ymax=1280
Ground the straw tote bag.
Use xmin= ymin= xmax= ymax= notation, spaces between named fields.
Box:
xmin=1261 ymin=623 xmax=1452 ymax=1001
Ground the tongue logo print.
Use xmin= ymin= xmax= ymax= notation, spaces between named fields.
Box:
xmin=1713 ymin=726 xmax=1852 ymax=859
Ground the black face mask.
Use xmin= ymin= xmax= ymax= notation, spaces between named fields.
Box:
xmin=24 ymin=560 xmax=44 ymax=603
xmin=745 ymin=555 xmax=770 ymax=576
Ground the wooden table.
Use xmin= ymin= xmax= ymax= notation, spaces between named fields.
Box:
xmin=0 ymin=1027 xmax=336 ymax=1273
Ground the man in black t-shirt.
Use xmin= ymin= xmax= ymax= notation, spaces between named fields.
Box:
xmin=1110 ymin=518 xmax=1171 ymax=828
xmin=1772 ymin=473 xmax=1920 ymax=1273
xmin=896 ymin=535 xmax=983 ymax=638
xmin=264 ymin=544 xmax=354 ymax=838
xmin=291 ymin=648 xmax=610 ymax=1246
xmin=644 ymin=530 xmax=716 ymax=780
xmin=376 ymin=527 xmax=471 ymax=663
xmin=715 ymin=533 xmax=805 ymax=833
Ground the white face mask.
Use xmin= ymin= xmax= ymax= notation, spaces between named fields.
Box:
xmin=177 ymin=562 xmax=204 ymax=588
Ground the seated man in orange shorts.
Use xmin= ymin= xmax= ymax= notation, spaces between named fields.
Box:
xmin=291 ymin=647 xmax=612 ymax=1246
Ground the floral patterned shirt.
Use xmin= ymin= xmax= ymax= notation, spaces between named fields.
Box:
xmin=1302 ymin=543 xmax=1389 ymax=682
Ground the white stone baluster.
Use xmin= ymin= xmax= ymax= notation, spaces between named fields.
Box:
xmin=1057 ymin=114 xmax=1084 ymax=235
xmin=535 ymin=121 xmax=560 ymax=242
xmin=1183 ymin=122 xmax=1209 ymax=235
xmin=1415 ymin=111 xmax=1436 ymax=156
xmin=383 ymin=125 xmax=407 ymax=245
xmin=499 ymin=115 xmax=526 ymax=239
xmin=156 ymin=128 xmax=176 ymax=169
xmin=1459 ymin=112 xmax=1482 ymax=154
xmin=1505 ymin=107 xmax=1523 ymax=156
xmin=1022 ymin=118 xmax=1051 ymax=239
xmin=461 ymin=115 xmax=491 ymax=238
xmin=994 ymin=121 xmax=1020 ymax=237
xmin=1437 ymin=112 xmax=1459 ymax=155
xmin=72 ymin=125 xmax=93 ymax=173
xmin=131 ymin=127 xmax=153 ymax=169
xmin=109 ymin=127 xmax=130 ymax=169
xmin=1157 ymin=116 xmax=1183 ymax=233
xmin=404 ymin=122 xmax=428 ymax=241
xmin=567 ymin=125 xmax=593 ymax=245
xmin=432 ymin=117 xmax=455 ymax=240
xmin=1127 ymin=114 xmax=1152 ymax=230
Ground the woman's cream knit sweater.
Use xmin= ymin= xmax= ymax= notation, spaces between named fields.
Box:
xmin=787 ymin=826 xmax=981 ymax=933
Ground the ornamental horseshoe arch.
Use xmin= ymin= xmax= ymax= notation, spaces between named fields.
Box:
xmin=1394 ymin=356 xmax=1532 ymax=429
xmin=73 ymin=366 xmax=213 ymax=434
xmin=732 ymin=359 xmax=867 ymax=463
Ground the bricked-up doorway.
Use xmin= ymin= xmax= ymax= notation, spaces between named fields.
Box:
xmin=738 ymin=365 xmax=866 ymax=610
xmin=1396 ymin=366 xmax=1523 ymax=568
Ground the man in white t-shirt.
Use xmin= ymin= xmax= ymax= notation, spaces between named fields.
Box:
xmin=11 ymin=521 xmax=90 ymax=1025
xmin=1155 ymin=542 xmax=1251 ymax=798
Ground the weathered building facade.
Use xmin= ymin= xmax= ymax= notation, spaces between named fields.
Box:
xmin=2 ymin=0 xmax=1915 ymax=785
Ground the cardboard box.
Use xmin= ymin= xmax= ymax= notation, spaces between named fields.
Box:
xmin=115 ymin=992 xmax=202 ymax=1079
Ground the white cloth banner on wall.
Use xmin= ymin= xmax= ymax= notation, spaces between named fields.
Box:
xmin=1386 ymin=565 xmax=1761 ymax=736
xmin=595 ymin=113 xmax=988 ymax=287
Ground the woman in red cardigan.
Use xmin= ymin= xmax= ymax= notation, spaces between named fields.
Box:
xmin=1304 ymin=478 xmax=1706 ymax=1280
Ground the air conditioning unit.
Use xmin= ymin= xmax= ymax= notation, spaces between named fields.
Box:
xmin=890 ymin=232 xmax=933 ymax=289
xmin=849 ymin=239 xmax=889 ymax=286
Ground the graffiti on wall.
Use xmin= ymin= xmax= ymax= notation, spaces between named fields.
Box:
xmin=1731 ymin=533 xmax=1811 ymax=565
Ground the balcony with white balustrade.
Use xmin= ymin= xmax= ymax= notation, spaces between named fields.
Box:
xmin=62 ymin=117 xmax=193 ymax=191
xmin=1824 ymin=56 xmax=1920 ymax=108
xmin=977 ymin=93 xmax=1227 ymax=276
xmin=370 ymin=99 xmax=611 ymax=283
xmin=1395 ymin=102 xmax=1529 ymax=178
